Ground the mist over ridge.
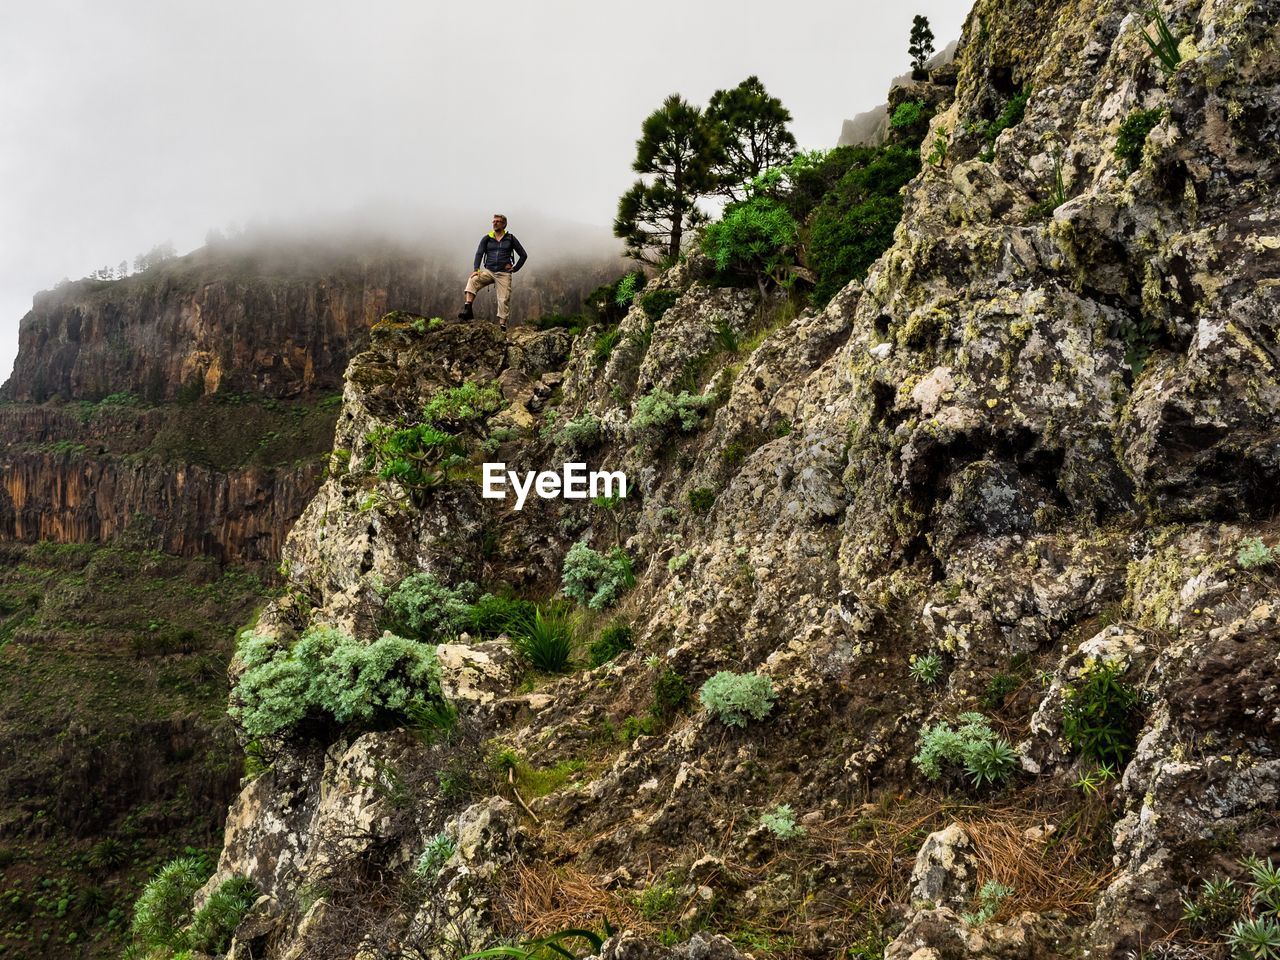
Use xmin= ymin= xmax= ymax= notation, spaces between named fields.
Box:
xmin=0 ymin=1 xmax=967 ymax=383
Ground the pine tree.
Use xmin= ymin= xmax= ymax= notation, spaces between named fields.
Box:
xmin=909 ymin=15 xmax=936 ymax=81
xmin=705 ymin=76 xmax=797 ymax=201
xmin=613 ymin=94 xmax=720 ymax=264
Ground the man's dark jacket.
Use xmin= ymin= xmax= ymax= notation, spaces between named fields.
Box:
xmin=473 ymin=232 xmax=527 ymax=273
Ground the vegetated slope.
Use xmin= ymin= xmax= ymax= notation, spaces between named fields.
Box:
xmin=180 ymin=1 xmax=1279 ymax=958
xmin=0 ymin=538 xmax=268 ymax=959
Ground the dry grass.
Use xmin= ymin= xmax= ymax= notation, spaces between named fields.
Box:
xmin=798 ymin=788 xmax=1116 ymax=920
xmin=499 ymin=861 xmax=656 ymax=940
xmin=962 ymin=807 xmax=1115 ymax=918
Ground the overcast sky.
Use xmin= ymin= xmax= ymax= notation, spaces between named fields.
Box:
xmin=0 ymin=1 xmax=968 ymax=384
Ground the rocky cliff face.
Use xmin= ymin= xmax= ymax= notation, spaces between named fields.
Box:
xmin=4 ymin=244 xmax=613 ymax=403
xmin=195 ymin=1 xmax=1279 ymax=958
xmin=0 ymin=399 xmax=335 ymax=563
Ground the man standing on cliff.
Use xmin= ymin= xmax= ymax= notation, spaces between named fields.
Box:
xmin=458 ymin=214 xmax=527 ymax=331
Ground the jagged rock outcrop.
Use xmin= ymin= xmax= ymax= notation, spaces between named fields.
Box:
xmin=200 ymin=0 xmax=1280 ymax=957
xmin=839 ymin=40 xmax=959 ymax=147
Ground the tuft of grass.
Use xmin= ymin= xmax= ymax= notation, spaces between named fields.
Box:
xmin=909 ymin=653 xmax=944 ymax=686
xmin=1141 ymin=2 xmax=1183 ymax=75
xmin=408 ymin=698 xmax=459 ymax=745
xmin=510 ymin=603 xmax=576 ymax=673
xmin=588 ymin=621 xmax=633 ymax=668
xmin=592 ymin=328 xmax=623 ymax=367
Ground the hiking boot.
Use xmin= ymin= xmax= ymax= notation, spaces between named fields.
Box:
xmin=457 ymin=302 xmax=474 ymax=320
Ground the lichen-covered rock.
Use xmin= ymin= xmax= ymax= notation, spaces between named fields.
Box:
xmin=198 ymin=0 xmax=1280 ymax=956
xmin=885 ymin=907 xmax=1051 ymax=960
xmin=596 ymin=931 xmax=748 ymax=960
xmin=910 ymin=824 xmax=980 ymax=909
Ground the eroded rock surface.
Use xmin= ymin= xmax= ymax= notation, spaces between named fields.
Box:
xmin=204 ymin=0 xmax=1280 ymax=956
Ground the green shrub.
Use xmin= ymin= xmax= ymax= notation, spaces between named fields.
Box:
xmin=699 ymin=671 xmax=775 ymax=727
xmin=584 ymin=272 xmax=644 ymax=326
xmin=1061 ymin=660 xmax=1141 ymax=766
xmin=982 ymin=672 xmax=1019 ymax=709
xmin=961 ymin=880 xmax=1013 ymax=926
xmin=927 ymin=129 xmax=949 ymax=166
xmin=185 ymin=876 xmax=256 ymax=954
xmin=230 ymin=626 xmax=443 ymax=737
xmin=667 ymin=551 xmax=692 ymax=573
xmin=1227 ymin=917 xmax=1280 ymax=959
xmin=808 ymin=146 xmax=920 ymax=304
xmin=589 ymin=621 xmax=634 ymax=667
xmin=468 ymin=593 xmax=536 ymax=638
xmin=1248 ymin=856 xmax=1280 ymax=913
xmin=556 ymin=412 xmax=604 ymax=449
xmin=700 ymin=196 xmax=799 ymax=284
xmin=810 ymin=195 xmax=904 ymax=303
xmin=890 ymin=100 xmax=925 ymax=129
xmin=751 ymin=147 xmax=854 ymax=221
xmin=688 ymin=487 xmax=717 ymax=514
xmin=913 ymin=712 xmax=1017 ymax=787
xmin=614 ymin=271 xmax=644 ymax=308
xmin=384 ymin=573 xmax=478 ymax=642
xmin=421 ymin=381 xmax=504 ymax=429
xmin=639 ymin=290 xmax=680 ymax=321
xmin=979 ymin=88 xmax=1030 ymax=161
xmin=510 ymin=603 xmax=576 ymax=672
xmin=129 ymin=856 xmax=212 ymax=952
xmin=481 ymin=426 xmax=521 ymax=454
xmin=1115 ymin=108 xmax=1165 ymax=172
xmin=561 ymin=541 xmax=635 ymax=610
xmin=414 ymin=833 xmax=456 ymax=880
xmin=635 ymin=880 xmax=681 ymax=922
xmin=651 ymin=668 xmax=691 ymax=718
xmin=365 ymin=422 xmax=463 ymax=490
xmin=760 ymin=804 xmax=805 ymax=839
xmin=1180 ymin=859 xmax=1280 ymax=956
xmin=630 ymin=388 xmax=714 ymax=441
xmin=1182 ymin=877 xmax=1242 ymax=930
xmin=528 ymin=312 xmax=588 ymax=334
xmin=1237 ymin=536 xmax=1276 ymax=570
